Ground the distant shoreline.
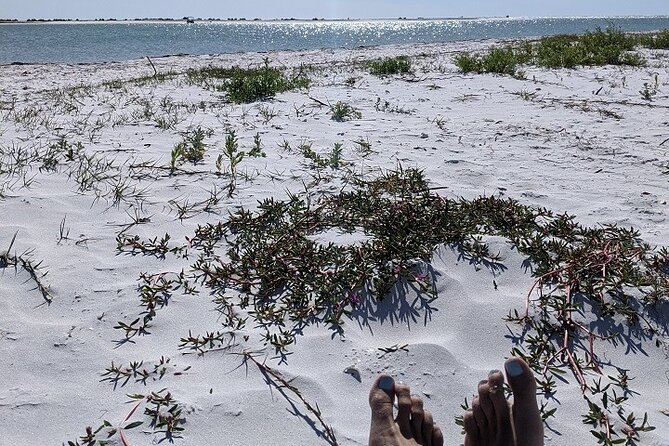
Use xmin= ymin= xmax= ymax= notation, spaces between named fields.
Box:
xmin=2 ymin=17 xmax=478 ymax=25
xmin=1 ymin=15 xmax=668 ymax=25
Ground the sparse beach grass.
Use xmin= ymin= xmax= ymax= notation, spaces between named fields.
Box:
xmin=1 ymin=27 xmax=668 ymax=446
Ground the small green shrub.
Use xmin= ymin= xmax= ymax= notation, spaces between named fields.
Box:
xmin=454 ymin=53 xmax=483 ymax=73
xmin=644 ymin=29 xmax=669 ymax=49
xmin=455 ymin=47 xmax=519 ymax=75
xmin=369 ymin=55 xmax=412 ymax=76
xmin=190 ymin=60 xmax=309 ymax=103
xmin=215 ymin=130 xmax=246 ymax=197
xmin=170 ymin=126 xmax=211 ymax=172
xmin=247 ymin=133 xmax=266 ymax=158
xmin=482 ymin=47 xmax=518 ymax=75
xmin=330 ymin=101 xmax=361 ymax=122
xmin=329 ymin=143 xmax=343 ymax=169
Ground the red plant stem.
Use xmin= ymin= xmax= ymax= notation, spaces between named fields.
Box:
xmin=603 ymin=414 xmax=613 ymax=441
xmin=542 ymin=346 xmax=566 ymax=375
xmin=524 ymin=265 xmax=571 ymax=318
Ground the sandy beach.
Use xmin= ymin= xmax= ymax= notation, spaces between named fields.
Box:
xmin=1 ymin=38 xmax=668 ymax=446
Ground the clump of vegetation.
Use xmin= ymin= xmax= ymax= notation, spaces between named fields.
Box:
xmin=63 ymin=389 xmax=186 ymax=446
xmin=189 ymin=60 xmax=309 ymax=103
xmin=116 ymin=166 xmax=666 ymax=444
xmin=640 ymin=81 xmax=658 ymax=101
xmin=455 ymin=27 xmax=661 ymax=74
xmin=330 ymin=101 xmax=362 ymax=121
xmin=369 ymin=55 xmax=412 ymax=76
xmin=182 ymin=168 xmax=669 ymax=359
xmin=535 ymin=27 xmax=641 ymax=68
xmin=1 ymin=232 xmax=51 ymax=304
xmin=247 ymin=132 xmax=266 ymax=158
xmin=453 ymin=53 xmax=483 ymax=74
xmin=295 ymin=141 xmax=344 ymax=169
xmin=638 ymin=28 xmax=669 ymax=49
xmin=170 ymin=126 xmax=211 ymax=171
xmin=216 ymin=130 xmax=246 ymax=197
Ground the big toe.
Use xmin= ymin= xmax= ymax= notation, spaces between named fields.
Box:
xmin=369 ymin=375 xmax=401 ymax=446
xmin=369 ymin=375 xmax=396 ymax=421
xmin=504 ymin=358 xmax=543 ymax=446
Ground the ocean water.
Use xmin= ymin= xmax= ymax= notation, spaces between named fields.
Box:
xmin=1 ymin=16 xmax=669 ymax=65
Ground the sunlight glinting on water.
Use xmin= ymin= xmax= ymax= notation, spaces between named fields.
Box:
xmin=1 ymin=16 xmax=668 ymax=63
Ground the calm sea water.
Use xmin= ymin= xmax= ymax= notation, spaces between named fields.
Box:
xmin=1 ymin=16 xmax=669 ymax=65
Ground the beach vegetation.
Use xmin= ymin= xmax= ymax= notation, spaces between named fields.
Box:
xmin=344 ymin=76 xmax=359 ymax=87
xmin=454 ymin=53 xmax=483 ymax=73
xmin=455 ymin=27 xmax=656 ymax=74
xmin=368 ymin=55 xmax=412 ymax=76
xmin=292 ymin=140 xmax=345 ymax=169
xmin=1 ymin=232 xmax=52 ymax=304
xmin=107 ymin=166 xmax=666 ymax=444
xmin=297 ymin=141 xmax=328 ymax=168
xmin=639 ymin=81 xmax=658 ymax=101
xmin=189 ymin=60 xmax=310 ymax=103
xmin=374 ymin=97 xmax=414 ymax=115
xmin=352 ymin=137 xmax=374 ymax=157
xmin=513 ymin=89 xmax=538 ymax=101
xmin=170 ymin=125 xmax=211 ymax=171
xmin=641 ymin=28 xmax=669 ymax=49
xmin=431 ymin=115 xmax=448 ymax=131
xmin=216 ymin=129 xmax=246 ymax=197
xmin=329 ymin=142 xmax=343 ymax=168
xmin=257 ymin=103 xmax=277 ymax=124
xmin=247 ymin=132 xmax=266 ymax=158
xmin=481 ymin=47 xmax=518 ymax=75
xmin=154 ymin=110 xmax=181 ymax=130
xmin=63 ymin=389 xmax=186 ymax=446
xmin=101 ymin=357 xmax=189 ymax=389
xmin=151 ymin=167 xmax=668 ymax=367
xmin=57 ymin=215 xmax=71 ymax=245
xmin=329 ymin=101 xmax=362 ymax=121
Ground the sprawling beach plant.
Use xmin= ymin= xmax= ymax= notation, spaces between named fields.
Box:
xmin=113 ymin=166 xmax=664 ymax=444
xmin=143 ymin=167 xmax=666 ymax=369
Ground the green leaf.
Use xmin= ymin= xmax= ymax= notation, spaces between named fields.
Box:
xmin=124 ymin=421 xmax=143 ymax=430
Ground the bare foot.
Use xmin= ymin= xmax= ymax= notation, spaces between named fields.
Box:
xmin=368 ymin=375 xmax=444 ymax=446
xmin=463 ymin=357 xmax=543 ymax=446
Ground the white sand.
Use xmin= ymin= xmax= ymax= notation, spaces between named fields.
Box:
xmin=1 ymin=40 xmax=668 ymax=446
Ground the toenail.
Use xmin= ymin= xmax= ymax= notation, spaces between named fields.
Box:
xmin=378 ymin=376 xmax=395 ymax=391
xmin=489 ymin=369 xmax=501 ymax=375
xmin=478 ymin=379 xmax=488 ymax=386
xmin=505 ymin=360 xmax=523 ymax=377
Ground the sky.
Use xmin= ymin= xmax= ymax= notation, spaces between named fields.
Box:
xmin=1 ymin=0 xmax=669 ymax=20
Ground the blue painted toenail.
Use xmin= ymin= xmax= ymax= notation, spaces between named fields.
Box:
xmin=505 ymin=361 xmax=523 ymax=377
xmin=378 ymin=376 xmax=394 ymax=391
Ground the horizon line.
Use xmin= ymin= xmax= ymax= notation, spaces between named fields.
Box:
xmin=2 ymin=14 xmax=669 ymax=23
